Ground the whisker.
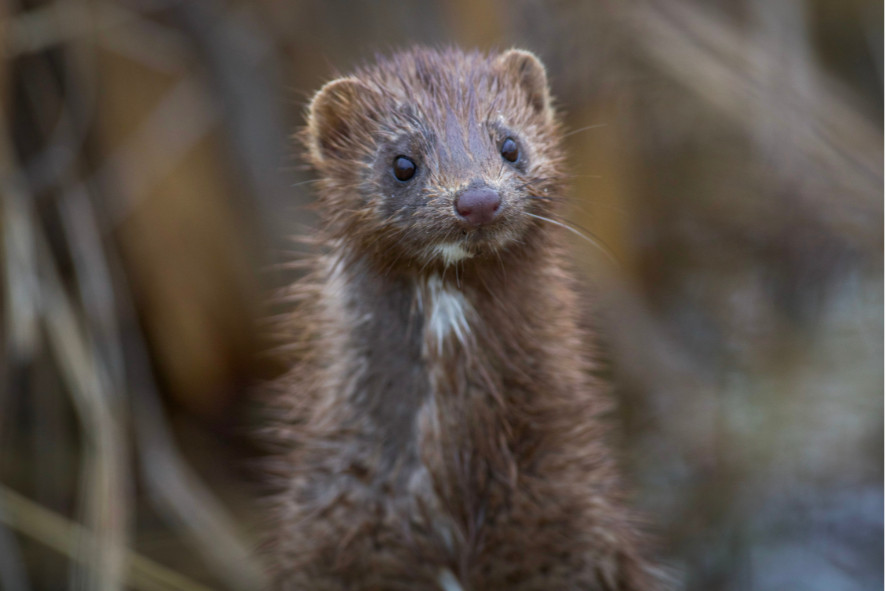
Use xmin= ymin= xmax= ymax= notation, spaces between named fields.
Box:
xmin=291 ymin=178 xmax=322 ymax=188
xmin=495 ymin=249 xmax=506 ymax=277
xmin=524 ymin=212 xmax=619 ymax=267
xmin=562 ymin=123 xmax=607 ymax=138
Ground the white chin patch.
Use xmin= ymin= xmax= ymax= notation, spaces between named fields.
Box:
xmin=434 ymin=243 xmax=472 ymax=266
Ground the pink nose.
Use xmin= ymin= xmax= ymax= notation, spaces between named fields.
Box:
xmin=454 ymin=188 xmax=502 ymax=226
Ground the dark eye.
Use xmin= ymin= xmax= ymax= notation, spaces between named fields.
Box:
xmin=500 ymin=137 xmax=519 ymax=163
xmin=392 ymin=156 xmax=416 ymax=181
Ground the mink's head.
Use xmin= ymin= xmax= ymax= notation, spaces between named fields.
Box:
xmin=304 ymin=47 xmax=565 ymax=270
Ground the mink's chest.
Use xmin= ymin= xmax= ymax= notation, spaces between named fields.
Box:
xmin=280 ymin=258 xmax=591 ymax=589
xmin=322 ymin=267 xmax=534 ymax=523
xmin=339 ymin=269 xmax=527 ymax=475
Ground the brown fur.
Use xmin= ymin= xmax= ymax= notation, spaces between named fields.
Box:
xmin=262 ymin=47 xmax=660 ymax=590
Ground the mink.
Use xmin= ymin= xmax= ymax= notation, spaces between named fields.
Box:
xmin=262 ymin=47 xmax=662 ymax=590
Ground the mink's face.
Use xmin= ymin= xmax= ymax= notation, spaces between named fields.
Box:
xmin=306 ymin=49 xmax=564 ymax=269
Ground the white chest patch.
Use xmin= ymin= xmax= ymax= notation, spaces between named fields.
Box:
xmin=437 ymin=568 xmax=465 ymax=591
xmin=433 ymin=243 xmax=473 ymax=267
xmin=421 ymin=275 xmax=472 ymax=351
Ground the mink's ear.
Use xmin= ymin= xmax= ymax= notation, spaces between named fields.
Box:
xmin=307 ymin=76 xmax=378 ymax=163
xmin=495 ymin=49 xmax=552 ymax=120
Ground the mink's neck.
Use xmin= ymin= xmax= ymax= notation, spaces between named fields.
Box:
xmin=327 ymin=240 xmax=574 ymax=431
xmin=316 ymin=237 xmax=589 ymax=496
xmin=328 ymin=252 xmax=428 ymax=457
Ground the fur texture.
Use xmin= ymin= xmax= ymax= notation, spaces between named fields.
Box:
xmin=262 ymin=47 xmax=659 ymax=590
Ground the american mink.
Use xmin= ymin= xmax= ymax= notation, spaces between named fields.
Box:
xmin=263 ymin=47 xmax=660 ymax=590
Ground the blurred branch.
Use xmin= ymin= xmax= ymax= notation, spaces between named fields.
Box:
xmin=99 ymin=75 xmax=219 ymax=225
xmin=16 ymin=15 xmax=96 ymax=197
xmin=96 ymin=4 xmax=190 ymax=73
xmin=10 ymin=7 xmax=133 ymax=586
xmin=1 ymin=172 xmax=40 ymax=369
xmin=169 ymin=0 xmax=301 ymax=244
xmin=632 ymin=0 xmax=882 ymax=238
xmin=0 ymin=485 xmax=213 ymax=591
xmin=1 ymin=6 xmax=265 ymax=583
xmin=64 ymin=11 xmax=266 ymax=582
xmin=3 ymin=153 xmax=130 ymax=591
xmin=0 ymin=21 xmax=37 ymax=587
xmin=1 ymin=88 xmax=264 ymax=591
xmin=4 ymin=1 xmax=157 ymax=57
xmin=0 ymin=487 xmax=29 ymax=591
xmin=128 ymin=358 xmax=269 ymax=590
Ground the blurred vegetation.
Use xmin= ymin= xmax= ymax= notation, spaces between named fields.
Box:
xmin=0 ymin=0 xmax=882 ymax=589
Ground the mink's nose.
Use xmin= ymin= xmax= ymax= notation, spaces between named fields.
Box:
xmin=454 ymin=188 xmax=502 ymax=226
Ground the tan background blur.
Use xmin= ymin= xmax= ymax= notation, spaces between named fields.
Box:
xmin=0 ymin=1 xmax=882 ymax=589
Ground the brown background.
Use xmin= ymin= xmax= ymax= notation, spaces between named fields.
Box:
xmin=0 ymin=1 xmax=882 ymax=589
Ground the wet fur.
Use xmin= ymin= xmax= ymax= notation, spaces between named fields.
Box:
xmin=262 ymin=48 xmax=659 ymax=590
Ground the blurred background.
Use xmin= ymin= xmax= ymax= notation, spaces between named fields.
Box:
xmin=0 ymin=0 xmax=882 ymax=589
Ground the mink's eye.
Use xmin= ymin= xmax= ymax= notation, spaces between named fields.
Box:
xmin=500 ymin=138 xmax=519 ymax=163
xmin=392 ymin=156 xmax=417 ymax=181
